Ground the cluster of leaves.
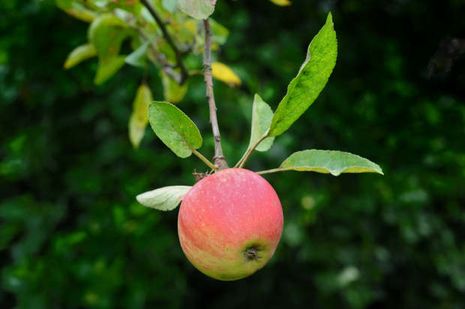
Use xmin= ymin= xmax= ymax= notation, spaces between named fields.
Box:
xmin=58 ymin=0 xmax=240 ymax=148
xmin=58 ymin=0 xmax=293 ymax=149
xmin=137 ymin=14 xmax=383 ymax=211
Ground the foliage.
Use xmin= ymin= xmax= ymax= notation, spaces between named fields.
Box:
xmin=137 ymin=186 xmax=192 ymax=211
xmin=248 ymin=94 xmax=274 ymax=152
xmin=148 ymin=101 xmax=203 ymax=159
xmin=1 ymin=0 xmax=465 ymax=308
xmin=57 ymin=0 xmax=236 ymax=146
xmin=263 ymin=149 xmax=383 ymax=176
xmin=140 ymin=11 xmax=379 ymax=213
xmin=269 ymin=13 xmax=337 ymax=137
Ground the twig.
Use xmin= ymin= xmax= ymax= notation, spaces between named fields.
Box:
xmin=137 ymin=29 xmax=184 ymax=82
xmin=140 ymin=0 xmax=188 ymax=83
xmin=235 ymin=133 xmax=268 ymax=168
xmin=192 ymin=149 xmax=218 ymax=171
xmin=257 ymin=168 xmax=283 ymax=175
xmin=203 ymin=19 xmax=228 ymax=170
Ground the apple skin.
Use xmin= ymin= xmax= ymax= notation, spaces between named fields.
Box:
xmin=178 ymin=168 xmax=283 ymax=281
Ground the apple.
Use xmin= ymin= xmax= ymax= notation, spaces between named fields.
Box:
xmin=178 ymin=168 xmax=283 ymax=281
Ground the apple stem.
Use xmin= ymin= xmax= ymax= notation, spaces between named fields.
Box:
xmin=244 ymin=247 xmax=260 ymax=261
xmin=203 ymin=19 xmax=229 ymax=170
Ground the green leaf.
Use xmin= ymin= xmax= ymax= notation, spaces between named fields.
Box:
xmin=107 ymin=0 xmax=142 ymax=13
xmin=178 ymin=0 xmax=216 ymax=20
xmin=64 ymin=44 xmax=97 ymax=69
xmin=210 ymin=19 xmax=229 ymax=45
xmin=248 ymin=94 xmax=275 ymax=152
xmin=56 ymin=0 xmax=97 ymax=22
xmin=162 ymin=0 xmax=178 ymax=12
xmin=136 ymin=186 xmax=191 ymax=211
xmin=161 ymin=72 xmax=189 ymax=103
xmin=269 ymin=13 xmax=337 ymax=137
xmin=88 ymin=14 xmax=131 ymax=84
xmin=262 ymin=149 xmax=383 ymax=176
xmin=125 ymin=42 xmax=149 ymax=68
xmin=88 ymin=14 xmax=130 ymax=59
xmin=94 ymin=56 xmax=126 ymax=85
xmin=148 ymin=102 xmax=202 ymax=158
xmin=129 ymin=84 xmax=153 ymax=148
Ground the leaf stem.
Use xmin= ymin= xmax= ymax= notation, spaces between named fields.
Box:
xmin=203 ymin=19 xmax=228 ymax=170
xmin=140 ymin=0 xmax=188 ymax=84
xmin=192 ymin=149 xmax=218 ymax=170
xmin=235 ymin=133 xmax=268 ymax=168
xmin=257 ymin=168 xmax=283 ymax=175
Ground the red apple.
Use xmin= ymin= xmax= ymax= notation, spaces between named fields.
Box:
xmin=178 ymin=168 xmax=283 ymax=281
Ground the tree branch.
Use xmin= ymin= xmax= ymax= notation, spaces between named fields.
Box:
xmin=203 ymin=19 xmax=228 ymax=170
xmin=140 ymin=0 xmax=188 ymax=84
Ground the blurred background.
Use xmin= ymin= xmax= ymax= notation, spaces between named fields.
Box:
xmin=1 ymin=0 xmax=465 ymax=308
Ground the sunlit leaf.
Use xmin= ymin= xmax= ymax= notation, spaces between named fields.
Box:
xmin=148 ymin=102 xmax=202 ymax=158
xmin=56 ymin=0 xmax=97 ymax=22
xmin=125 ymin=42 xmax=149 ymax=68
xmin=94 ymin=56 xmax=126 ymax=85
xmin=212 ymin=62 xmax=241 ymax=87
xmin=270 ymin=0 xmax=292 ymax=6
xmin=169 ymin=19 xmax=197 ymax=46
xmin=129 ymin=84 xmax=153 ymax=148
xmin=269 ymin=13 xmax=337 ymax=137
xmin=136 ymin=186 xmax=191 ymax=211
xmin=210 ymin=19 xmax=229 ymax=45
xmin=88 ymin=14 xmax=130 ymax=59
xmin=161 ymin=72 xmax=189 ymax=103
xmin=108 ymin=0 xmax=142 ymax=13
xmin=64 ymin=44 xmax=97 ymax=69
xmin=178 ymin=0 xmax=216 ymax=20
xmin=261 ymin=150 xmax=383 ymax=176
xmin=248 ymin=94 xmax=275 ymax=152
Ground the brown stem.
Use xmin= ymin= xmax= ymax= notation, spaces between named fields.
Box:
xmin=203 ymin=19 xmax=228 ymax=170
xmin=140 ymin=0 xmax=188 ymax=84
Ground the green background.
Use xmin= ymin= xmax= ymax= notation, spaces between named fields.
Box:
xmin=1 ymin=0 xmax=465 ymax=308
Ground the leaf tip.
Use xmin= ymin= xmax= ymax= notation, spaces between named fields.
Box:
xmin=63 ymin=60 xmax=71 ymax=70
xmin=135 ymin=193 xmax=145 ymax=205
xmin=327 ymin=12 xmax=334 ymax=25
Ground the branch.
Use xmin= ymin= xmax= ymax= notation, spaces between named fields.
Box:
xmin=137 ymin=30 xmax=183 ymax=82
xmin=203 ymin=19 xmax=228 ymax=170
xmin=140 ymin=0 xmax=188 ymax=84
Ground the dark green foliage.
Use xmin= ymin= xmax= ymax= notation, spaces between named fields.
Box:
xmin=1 ymin=0 xmax=465 ymax=308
